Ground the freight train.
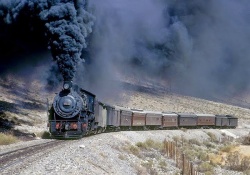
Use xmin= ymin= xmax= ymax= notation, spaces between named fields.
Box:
xmin=47 ymin=81 xmax=238 ymax=139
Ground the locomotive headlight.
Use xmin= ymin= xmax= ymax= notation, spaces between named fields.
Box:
xmin=63 ymin=83 xmax=70 ymax=90
xmin=63 ymin=81 xmax=72 ymax=90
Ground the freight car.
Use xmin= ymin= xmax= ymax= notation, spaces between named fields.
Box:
xmin=47 ymin=82 xmax=238 ymax=139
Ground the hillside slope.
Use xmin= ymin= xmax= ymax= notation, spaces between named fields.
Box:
xmin=1 ymin=75 xmax=250 ymax=174
xmin=0 ymin=75 xmax=250 ymax=135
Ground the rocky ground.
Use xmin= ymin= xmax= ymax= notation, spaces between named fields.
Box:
xmin=1 ymin=129 xmax=250 ymax=175
xmin=1 ymin=75 xmax=250 ymax=175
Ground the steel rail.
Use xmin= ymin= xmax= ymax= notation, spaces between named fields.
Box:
xmin=0 ymin=140 xmax=64 ymax=171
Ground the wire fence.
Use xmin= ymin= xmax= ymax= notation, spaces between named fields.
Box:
xmin=163 ymin=140 xmax=205 ymax=175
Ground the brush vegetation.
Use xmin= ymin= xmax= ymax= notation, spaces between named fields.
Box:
xmin=0 ymin=132 xmax=18 ymax=145
xmin=35 ymin=131 xmax=51 ymax=139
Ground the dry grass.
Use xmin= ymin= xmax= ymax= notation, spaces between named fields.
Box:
xmin=207 ymin=132 xmax=218 ymax=143
xmin=123 ymin=139 xmax=172 ymax=174
xmin=35 ymin=131 xmax=51 ymax=139
xmin=136 ymin=139 xmax=163 ymax=151
xmin=226 ymin=151 xmax=250 ymax=171
xmin=197 ymin=162 xmax=214 ymax=175
xmin=220 ymin=144 xmax=236 ymax=152
xmin=0 ymin=133 xmax=19 ymax=145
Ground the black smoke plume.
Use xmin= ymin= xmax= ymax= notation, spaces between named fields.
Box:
xmin=0 ymin=0 xmax=94 ymax=81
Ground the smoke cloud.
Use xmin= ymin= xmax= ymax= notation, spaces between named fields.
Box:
xmin=83 ymin=0 xmax=250 ymax=100
xmin=0 ymin=0 xmax=94 ymax=81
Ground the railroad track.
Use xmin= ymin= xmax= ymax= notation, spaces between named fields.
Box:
xmin=0 ymin=140 xmax=64 ymax=171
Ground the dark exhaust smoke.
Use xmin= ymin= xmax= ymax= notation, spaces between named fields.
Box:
xmin=84 ymin=0 xmax=250 ymax=100
xmin=0 ymin=0 xmax=94 ymax=82
xmin=40 ymin=0 xmax=94 ymax=81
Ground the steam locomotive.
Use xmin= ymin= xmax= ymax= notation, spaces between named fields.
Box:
xmin=47 ymin=82 xmax=238 ymax=139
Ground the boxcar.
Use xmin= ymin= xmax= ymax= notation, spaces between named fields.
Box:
xmin=178 ymin=113 xmax=197 ymax=127
xmin=106 ymin=105 xmax=115 ymax=126
xmin=162 ymin=112 xmax=178 ymax=128
xmin=226 ymin=115 xmax=238 ymax=128
xmin=196 ymin=114 xmax=215 ymax=127
xmin=215 ymin=115 xmax=229 ymax=127
xmin=145 ymin=111 xmax=162 ymax=129
xmin=94 ymin=101 xmax=107 ymax=132
xmin=119 ymin=107 xmax=132 ymax=129
xmin=106 ymin=105 xmax=121 ymax=130
xmin=216 ymin=115 xmax=238 ymax=128
xmin=132 ymin=110 xmax=146 ymax=129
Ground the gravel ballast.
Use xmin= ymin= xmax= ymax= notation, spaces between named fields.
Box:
xmin=1 ymin=129 xmax=250 ymax=175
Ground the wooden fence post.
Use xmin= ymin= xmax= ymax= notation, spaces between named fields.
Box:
xmin=176 ymin=148 xmax=179 ymax=168
xmin=167 ymin=141 xmax=169 ymax=157
xmin=191 ymin=162 xmax=194 ymax=175
xmin=163 ymin=139 xmax=203 ymax=175
xmin=170 ymin=142 xmax=173 ymax=159
xmin=182 ymin=153 xmax=185 ymax=175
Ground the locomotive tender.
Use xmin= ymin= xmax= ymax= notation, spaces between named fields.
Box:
xmin=48 ymin=82 xmax=238 ymax=139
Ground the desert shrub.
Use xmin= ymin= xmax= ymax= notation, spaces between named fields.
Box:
xmin=189 ymin=138 xmax=201 ymax=146
xmin=41 ymin=131 xmax=51 ymax=139
xmin=136 ymin=139 xmax=163 ymax=151
xmin=158 ymin=159 xmax=167 ymax=170
xmin=118 ymin=154 xmax=126 ymax=160
xmin=136 ymin=141 xmax=146 ymax=149
xmin=203 ymin=141 xmax=216 ymax=148
xmin=135 ymin=165 xmax=147 ymax=175
xmin=141 ymin=160 xmax=153 ymax=168
xmin=241 ymin=134 xmax=250 ymax=145
xmin=241 ymin=156 xmax=250 ymax=171
xmin=36 ymin=131 xmax=51 ymax=139
xmin=147 ymin=139 xmax=163 ymax=150
xmin=207 ymin=132 xmax=217 ymax=143
xmin=173 ymin=136 xmax=181 ymax=143
xmin=226 ymin=151 xmax=241 ymax=171
xmin=180 ymin=128 xmax=188 ymax=132
xmin=128 ymin=145 xmax=140 ymax=156
xmin=225 ymin=152 xmax=250 ymax=171
xmin=198 ymin=162 xmax=214 ymax=173
xmin=99 ymin=152 xmax=107 ymax=158
xmin=197 ymin=151 xmax=209 ymax=161
xmin=183 ymin=149 xmax=197 ymax=161
xmin=204 ymin=171 xmax=214 ymax=175
xmin=141 ymin=160 xmax=157 ymax=174
xmin=136 ymin=140 xmax=153 ymax=150
xmin=0 ymin=133 xmax=18 ymax=145
xmin=220 ymin=144 xmax=235 ymax=152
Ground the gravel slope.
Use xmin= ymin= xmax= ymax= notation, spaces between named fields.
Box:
xmin=2 ymin=129 xmax=250 ymax=175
